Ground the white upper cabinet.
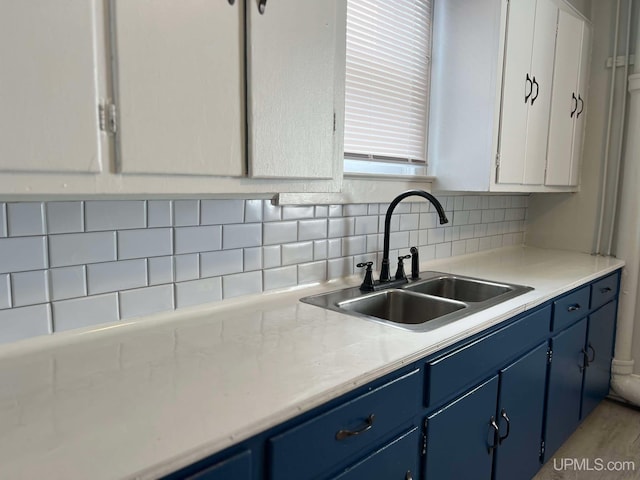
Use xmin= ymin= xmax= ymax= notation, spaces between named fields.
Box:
xmin=0 ymin=1 xmax=104 ymax=174
xmin=247 ymin=0 xmax=341 ymax=179
xmin=498 ymin=0 xmax=557 ymax=185
xmin=111 ymin=0 xmax=245 ymax=176
xmin=546 ymin=11 xmax=590 ymax=186
xmin=429 ymin=0 xmax=590 ymax=193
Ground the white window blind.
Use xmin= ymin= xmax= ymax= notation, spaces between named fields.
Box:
xmin=344 ymin=0 xmax=432 ymax=165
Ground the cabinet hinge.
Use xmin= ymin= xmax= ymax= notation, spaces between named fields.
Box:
xmin=333 ymin=112 xmax=336 ymax=133
xmin=99 ymin=102 xmax=117 ymax=135
xmin=540 ymin=440 xmax=546 ymax=459
xmin=495 ymin=153 xmax=501 ymax=182
xmin=547 ymin=347 xmax=553 ymax=364
xmin=422 ymin=418 xmax=428 ymax=456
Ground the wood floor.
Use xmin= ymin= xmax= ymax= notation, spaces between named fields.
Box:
xmin=534 ymin=399 xmax=640 ymax=480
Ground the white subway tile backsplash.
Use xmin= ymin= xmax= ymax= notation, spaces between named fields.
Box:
xmin=7 ymin=202 xmax=45 ymax=236
xmin=0 ymin=304 xmax=50 ymax=343
xmin=263 ymin=201 xmax=281 ymax=222
xmin=0 ymin=195 xmax=527 ymax=344
xmin=118 ymin=228 xmax=173 ymax=259
xmin=264 ymin=221 xmax=297 ymax=245
xmin=244 ymin=200 xmax=263 ymax=223
xmin=327 ymin=257 xmax=352 ymax=279
xmin=298 ymin=219 xmax=327 ymax=241
xmin=52 ymin=294 xmax=118 ymax=332
xmin=200 ymin=249 xmax=243 ymax=278
xmin=244 ymin=247 xmax=263 ymax=272
xmin=0 ymin=274 xmax=11 ymax=309
xmin=11 ymin=270 xmax=49 ymax=307
xmin=328 ymin=217 xmax=354 ymax=238
xmin=148 ymin=256 xmax=174 ymax=286
xmin=263 ymin=265 xmax=297 ymax=291
xmin=223 ymin=271 xmax=262 ymax=299
xmin=298 ymin=261 xmax=327 ymax=284
xmin=281 ymin=241 xmax=314 ymax=266
xmin=174 ymin=226 xmax=222 ymax=254
xmin=223 ymin=223 xmax=262 ymax=249
xmin=49 ymin=266 xmax=86 ymax=301
xmin=147 ymin=201 xmax=172 ymax=227
xmin=201 ymin=200 xmax=244 ymax=225
xmin=0 ymin=236 xmax=48 ymax=273
xmin=87 ymin=259 xmax=147 ymax=295
xmin=85 ymin=201 xmax=146 ymax=231
xmin=174 ymin=254 xmax=200 ymax=282
xmin=119 ymin=285 xmax=174 ymax=319
xmin=262 ymin=245 xmax=281 ymax=269
xmin=175 ymin=277 xmax=222 ymax=308
xmin=173 ymin=200 xmax=200 ymax=226
xmin=46 ymin=202 xmax=84 ymax=234
xmin=282 ymin=206 xmax=314 ymax=220
xmin=49 ymin=232 xmax=115 ymax=268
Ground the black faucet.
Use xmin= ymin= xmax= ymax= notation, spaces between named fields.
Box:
xmin=379 ymin=190 xmax=448 ymax=282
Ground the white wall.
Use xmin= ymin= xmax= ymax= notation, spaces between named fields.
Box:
xmin=566 ymin=0 xmax=591 ymax=18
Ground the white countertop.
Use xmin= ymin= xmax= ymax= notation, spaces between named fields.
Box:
xmin=0 ymin=246 xmax=624 ymax=480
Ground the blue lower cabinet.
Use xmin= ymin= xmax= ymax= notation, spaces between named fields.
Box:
xmin=185 ymin=450 xmax=251 ymax=480
xmin=332 ymin=427 xmax=420 ymax=480
xmin=582 ymin=301 xmax=617 ymax=419
xmin=424 ymin=375 xmax=499 ymax=480
xmin=493 ymin=343 xmax=548 ymax=480
xmin=543 ymin=318 xmax=588 ymax=462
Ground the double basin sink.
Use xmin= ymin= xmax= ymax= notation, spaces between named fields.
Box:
xmin=301 ymin=272 xmax=533 ymax=332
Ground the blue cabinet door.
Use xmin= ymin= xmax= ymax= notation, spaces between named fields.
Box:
xmin=543 ymin=318 xmax=587 ymax=462
xmin=582 ymin=301 xmax=617 ymax=419
xmin=493 ymin=343 xmax=548 ymax=480
xmin=186 ymin=450 xmax=251 ymax=480
xmin=425 ymin=375 xmax=499 ymax=480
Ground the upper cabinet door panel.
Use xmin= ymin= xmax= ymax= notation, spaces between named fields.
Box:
xmin=545 ymin=10 xmax=583 ymax=186
xmin=112 ymin=0 xmax=244 ymax=176
xmin=247 ymin=0 xmax=339 ymax=179
xmin=0 ymin=1 xmax=103 ymax=173
xmin=522 ymin=0 xmax=557 ymax=185
xmin=497 ymin=0 xmax=536 ymax=184
xmin=569 ymin=22 xmax=591 ymax=186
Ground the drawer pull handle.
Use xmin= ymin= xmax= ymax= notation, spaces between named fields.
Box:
xmin=600 ymin=287 xmax=612 ymax=294
xmin=567 ymin=304 xmax=581 ymax=312
xmin=488 ymin=416 xmax=500 ymax=453
xmin=498 ymin=409 xmax=511 ymax=444
xmin=258 ymin=0 xmax=267 ymax=14
xmin=336 ymin=414 xmax=375 ymax=440
xmin=405 ymin=471 xmax=413 ymax=480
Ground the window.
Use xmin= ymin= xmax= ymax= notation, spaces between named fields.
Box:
xmin=343 ymin=0 xmax=433 ymax=176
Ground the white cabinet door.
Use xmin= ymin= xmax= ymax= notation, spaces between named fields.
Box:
xmin=522 ymin=0 xmax=557 ymax=185
xmin=498 ymin=0 xmax=557 ymax=186
xmin=0 ymin=1 xmax=103 ymax=173
xmin=247 ymin=0 xmax=340 ymax=179
xmin=569 ymin=23 xmax=591 ymax=186
xmin=497 ymin=0 xmax=536 ymax=184
xmin=546 ymin=10 xmax=584 ymax=186
xmin=112 ymin=0 xmax=244 ymax=176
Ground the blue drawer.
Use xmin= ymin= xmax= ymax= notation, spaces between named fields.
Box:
xmin=186 ymin=450 xmax=251 ymax=480
xmin=425 ymin=306 xmax=551 ymax=408
xmin=269 ymin=369 xmax=421 ymax=480
xmin=590 ymin=272 xmax=618 ymax=310
xmin=552 ymin=286 xmax=590 ymax=331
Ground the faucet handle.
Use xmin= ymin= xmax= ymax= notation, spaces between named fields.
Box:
xmin=357 ymin=262 xmax=375 ymax=291
xmin=395 ymin=255 xmax=411 ymax=280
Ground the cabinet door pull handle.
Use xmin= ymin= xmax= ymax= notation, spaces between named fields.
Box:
xmin=577 ymin=94 xmax=584 ymax=118
xmin=498 ymin=409 xmax=511 ymax=444
xmin=228 ymin=0 xmax=235 ymax=5
xmin=600 ymin=286 xmax=612 ymax=294
xmin=525 ymin=73 xmax=533 ymax=103
xmin=587 ymin=343 xmax=596 ymax=363
xmin=567 ymin=304 xmax=581 ymax=312
xmin=335 ymin=414 xmax=375 ymax=440
xmin=258 ymin=0 xmax=267 ymax=14
xmin=531 ymin=76 xmax=539 ymax=105
xmin=571 ymin=93 xmax=578 ymax=117
xmin=405 ymin=471 xmax=413 ymax=480
xmin=488 ymin=416 xmax=500 ymax=453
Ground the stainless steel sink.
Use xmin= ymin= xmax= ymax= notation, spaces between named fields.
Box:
xmin=300 ymin=271 xmax=533 ymax=332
